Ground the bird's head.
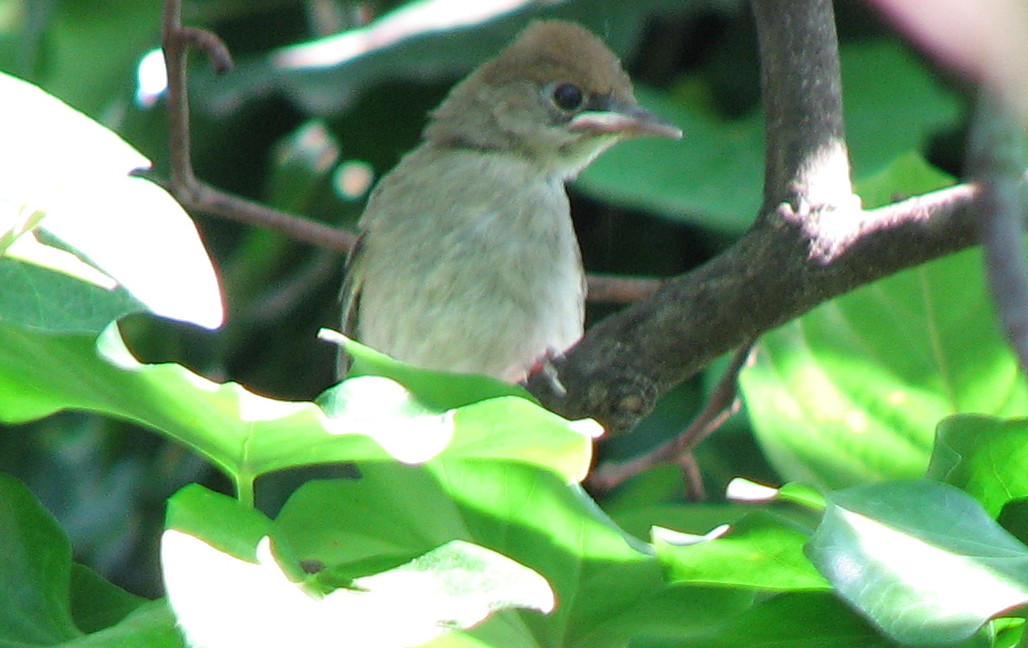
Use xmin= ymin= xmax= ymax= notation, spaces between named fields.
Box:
xmin=425 ymin=20 xmax=682 ymax=177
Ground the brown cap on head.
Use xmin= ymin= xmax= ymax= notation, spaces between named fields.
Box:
xmin=425 ymin=20 xmax=681 ymax=157
xmin=478 ymin=21 xmax=635 ymax=102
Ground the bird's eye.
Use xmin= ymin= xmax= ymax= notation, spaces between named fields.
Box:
xmin=550 ymin=82 xmax=585 ymax=112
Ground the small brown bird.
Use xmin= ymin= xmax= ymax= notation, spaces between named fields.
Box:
xmin=340 ymin=20 xmax=681 ymax=382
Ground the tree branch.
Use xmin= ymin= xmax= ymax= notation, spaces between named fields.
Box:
xmin=586 ymin=274 xmax=660 ymax=304
xmin=589 ymin=344 xmax=752 ymax=494
xmin=527 ymin=183 xmax=980 ymax=432
xmin=525 ymin=0 xmax=984 ymax=432
xmin=751 ymin=0 xmax=852 ymax=213
xmin=968 ymin=91 xmax=1028 ymax=371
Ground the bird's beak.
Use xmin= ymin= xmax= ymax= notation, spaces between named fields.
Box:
xmin=569 ymin=99 xmax=682 ymax=139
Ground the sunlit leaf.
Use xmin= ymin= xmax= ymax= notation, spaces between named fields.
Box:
xmin=162 ymin=484 xmax=555 ymax=648
xmin=0 ymin=324 xmax=594 ymax=492
xmin=657 ymin=511 xmax=829 ymax=591
xmin=807 ymin=480 xmax=1028 ymax=645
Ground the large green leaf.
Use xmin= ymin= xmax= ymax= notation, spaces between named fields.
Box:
xmin=632 ymin=592 xmax=992 ymax=648
xmin=0 ymin=258 xmax=144 ymax=334
xmin=0 ymin=473 xmax=80 ymax=645
xmin=58 ymin=601 xmax=183 ymax=648
xmin=268 ymin=462 xmax=750 ymax=648
xmin=807 ymin=480 xmax=1028 ymax=645
xmin=68 ymin=565 xmax=147 ymax=636
xmin=336 ymin=332 xmax=533 ymax=410
xmin=159 ymin=460 xmax=752 ymax=648
xmin=739 ymin=155 xmax=1027 ymax=488
xmin=576 ymin=84 xmax=763 ymax=234
xmin=841 ymin=42 xmax=962 ymax=178
xmin=0 ymin=323 xmax=595 ymax=499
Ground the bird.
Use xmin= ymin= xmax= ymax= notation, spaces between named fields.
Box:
xmin=339 ymin=20 xmax=681 ymax=383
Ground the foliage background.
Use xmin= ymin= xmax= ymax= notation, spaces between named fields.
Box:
xmin=2 ymin=0 xmax=1026 ymax=646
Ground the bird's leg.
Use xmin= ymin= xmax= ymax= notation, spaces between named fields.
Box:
xmin=521 ymin=347 xmax=568 ymax=397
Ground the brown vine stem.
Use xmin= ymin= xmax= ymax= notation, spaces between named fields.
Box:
xmin=589 ymin=344 xmax=753 ymax=497
xmin=160 ymin=0 xmax=356 ymax=252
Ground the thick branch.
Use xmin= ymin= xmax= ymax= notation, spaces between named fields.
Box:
xmin=968 ymin=91 xmax=1028 ymax=371
xmin=527 ymin=179 xmax=982 ymax=432
xmin=524 ymin=0 xmax=989 ymax=432
xmin=752 ymin=0 xmax=852 ymax=212
xmin=586 ymin=274 xmax=660 ymax=304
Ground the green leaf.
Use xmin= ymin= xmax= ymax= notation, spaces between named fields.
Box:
xmin=330 ymin=337 xmax=600 ymax=481
xmin=740 ymin=156 xmax=1028 ymax=488
xmin=842 ymin=42 xmax=962 ymax=180
xmin=0 ymin=324 xmax=595 ymax=499
xmin=0 ymin=473 xmax=80 ymax=644
xmin=271 ymin=461 xmax=750 ymax=648
xmin=0 ymin=473 xmax=170 ymax=646
xmin=68 ymin=565 xmax=146 ymax=635
xmin=807 ymin=480 xmax=1028 ymax=645
xmin=855 ymin=151 xmax=959 ymax=210
xmin=0 ymin=71 xmax=223 ymax=331
xmin=337 ymin=335 xmax=532 ymax=410
xmin=634 ymin=592 xmax=993 ymax=648
xmin=165 ymin=485 xmax=273 ymax=563
xmin=929 ymin=415 xmax=1028 ymax=517
xmin=608 ymin=502 xmax=752 ymax=543
xmin=0 ymin=258 xmax=144 ymax=333
xmin=578 ymin=83 xmax=764 ymax=234
xmin=999 ymin=500 xmax=1028 ymax=548
xmin=58 ymin=601 xmax=184 ymax=648
xmin=657 ymin=510 xmax=829 ymax=591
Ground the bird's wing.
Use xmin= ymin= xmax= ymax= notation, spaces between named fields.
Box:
xmin=336 ymin=233 xmax=366 ymax=377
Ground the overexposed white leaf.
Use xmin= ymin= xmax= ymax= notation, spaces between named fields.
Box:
xmin=0 ymin=72 xmax=223 ymax=329
xmin=162 ymin=531 xmax=553 ymax=648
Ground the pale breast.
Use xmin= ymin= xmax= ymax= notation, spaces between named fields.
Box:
xmin=353 ymin=147 xmax=585 ymax=381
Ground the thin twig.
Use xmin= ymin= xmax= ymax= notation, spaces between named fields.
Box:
xmin=589 ymin=344 xmax=751 ymax=495
xmin=160 ymin=0 xmax=355 ymax=252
